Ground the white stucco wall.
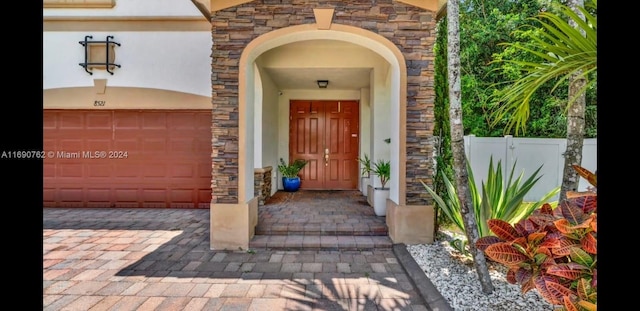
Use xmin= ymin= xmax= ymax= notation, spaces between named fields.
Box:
xmin=43 ymin=31 xmax=212 ymax=97
xmin=43 ymin=0 xmax=203 ymax=17
xmin=254 ymin=64 xmax=265 ymax=168
xmin=43 ymin=1 xmax=211 ymax=97
xmin=359 ymin=87 xmax=371 ymax=176
xmin=370 ymin=66 xmax=392 ymax=188
xmin=254 ymin=65 xmax=281 ymax=195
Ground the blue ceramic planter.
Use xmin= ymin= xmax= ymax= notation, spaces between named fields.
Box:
xmin=282 ymin=177 xmax=301 ymax=192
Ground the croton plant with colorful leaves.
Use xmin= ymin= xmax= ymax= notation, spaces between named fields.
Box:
xmin=476 ymin=165 xmax=597 ymax=311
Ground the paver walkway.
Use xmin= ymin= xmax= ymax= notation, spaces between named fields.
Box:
xmin=43 ymin=197 xmax=433 ymax=310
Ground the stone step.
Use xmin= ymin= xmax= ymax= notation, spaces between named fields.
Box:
xmin=255 ymin=223 xmax=388 ymax=236
xmin=249 ymin=235 xmax=393 ymax=250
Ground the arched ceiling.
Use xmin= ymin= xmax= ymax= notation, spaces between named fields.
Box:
xmin=258 ymin=40 xmax=380 ymax=90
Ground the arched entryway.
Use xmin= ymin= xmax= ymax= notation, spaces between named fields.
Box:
xmin=241 ymin=24 xmax=407 ymax=203
xmin=209 ymin=5 xmax=437 ymax=250
xmin=210 ymin=23 xmax=408 ymax=249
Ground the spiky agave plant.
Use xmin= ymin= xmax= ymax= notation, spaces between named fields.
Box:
xmin=421 ymin=156 xmax=558 ymax=255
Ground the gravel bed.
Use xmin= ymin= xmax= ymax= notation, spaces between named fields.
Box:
xmin=406 ymin=230 xmax=555 ymax=311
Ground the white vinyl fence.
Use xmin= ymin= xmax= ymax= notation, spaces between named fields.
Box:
xmin=464 ymin=135 xmax=597 ymax=202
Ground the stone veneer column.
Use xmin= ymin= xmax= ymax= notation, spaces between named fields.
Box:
xmin=254 ymin=167 xmax=272 ymax=205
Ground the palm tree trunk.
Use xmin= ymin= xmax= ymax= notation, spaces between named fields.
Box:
xmin=559 ymin=0 xmax=587 ymax=201
xmin=446 ymin=0 xmax=494 ymax=294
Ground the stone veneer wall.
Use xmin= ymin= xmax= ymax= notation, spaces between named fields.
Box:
xmin=254 ymin=166 xmax=273 ymax=205
xmin=210 ymin=0 xmax=436 ymax=205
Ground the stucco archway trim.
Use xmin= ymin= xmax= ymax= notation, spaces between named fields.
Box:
xmin=237 ymin=23 xmax=407 ymax=206
xmin=43 ymin=86 xmax=211 ymax=110
xmin=313 ymin=8 xmax=335 ymax=30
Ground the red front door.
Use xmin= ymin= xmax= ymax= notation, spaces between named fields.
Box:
xmin=289 ymin=100 xmax=359 ymax=190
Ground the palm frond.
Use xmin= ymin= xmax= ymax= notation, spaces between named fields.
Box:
xmin=489 ymin=2 xmax=597 ymax=135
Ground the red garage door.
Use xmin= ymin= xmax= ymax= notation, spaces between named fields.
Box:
xmin=43 ymin=110 xmax=212 ymax=208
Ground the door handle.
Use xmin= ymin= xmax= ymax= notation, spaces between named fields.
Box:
xmin=324 ymin=148 xmax=329 ymax=166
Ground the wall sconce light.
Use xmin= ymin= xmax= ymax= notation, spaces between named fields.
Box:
xmin=79 ymin=35 xmax=121 ymax=75
xmin=317 ymin=80 xmax=329 ymax=88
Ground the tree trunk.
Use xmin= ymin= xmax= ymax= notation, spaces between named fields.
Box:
xmin=559 ymin=0 xmax=586 ymax=201
xmin=446 ymin=0 xmax=494 ymax=294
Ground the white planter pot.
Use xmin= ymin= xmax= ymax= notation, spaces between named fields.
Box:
xmin=372 ymin=188 xmax=390 ymax=216
xmin=367 ymin=185 xmax=374 ymax=206
xmin=360 ymin=176 xmax=370 ymax=196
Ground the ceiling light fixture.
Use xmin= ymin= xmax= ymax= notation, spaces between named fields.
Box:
xmin=317 ymin=80 xmax=329 ymax=88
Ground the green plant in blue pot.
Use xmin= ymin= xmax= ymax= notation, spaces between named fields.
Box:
xmin=278 ymin=158 xmax=308 ymax=192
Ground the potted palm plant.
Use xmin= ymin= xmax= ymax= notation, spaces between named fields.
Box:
xmin=371 ymin=159 xmax=390 ymax=216
xmin=278 ymin=158 xmax=308 ymax=192
xmin=359 ymin=154 xmax=373 ymax=196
